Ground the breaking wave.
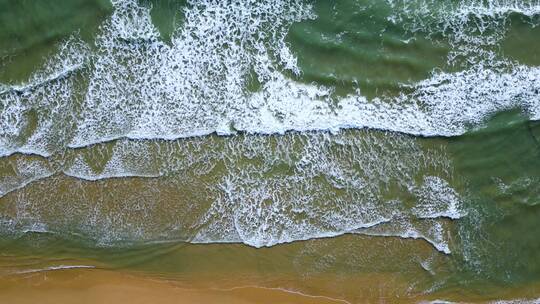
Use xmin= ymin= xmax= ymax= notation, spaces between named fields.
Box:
xmin=0 ymin=132 xmax=461 ymax=253
xmin=0 ymin=0 xmax=538 ymax=157
xmin=1 ymin=0 xmax=539 ymax=254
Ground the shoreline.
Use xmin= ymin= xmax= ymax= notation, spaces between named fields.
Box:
xmin=1 ymin=266 xmax=539 ymax=304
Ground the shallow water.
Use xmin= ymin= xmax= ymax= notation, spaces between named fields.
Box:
xmin=1 ymin=0 xmax=539 ymax=302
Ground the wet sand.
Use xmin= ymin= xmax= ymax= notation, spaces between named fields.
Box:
xmin=0 ymin=267 xmax=362 ymax=304
xmin=2 ymin=266 xmax=539 ymax=304
xmin=1 ymin=234 xmax=540 ymax=303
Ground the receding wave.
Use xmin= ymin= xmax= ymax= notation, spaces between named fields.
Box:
xmin=0 ymin=131 xmax=462 ymax=253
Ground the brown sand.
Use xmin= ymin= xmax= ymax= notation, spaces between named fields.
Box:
xmin=1 ymin=263 xmax=539 ymax=303
xmin=0 ymin=267 xmax=354 ymax=304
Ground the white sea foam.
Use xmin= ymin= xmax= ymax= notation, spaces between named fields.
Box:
xmin=387 ymin=0 xmax=540 ymax=63
xmin=1 ymin=0 xmax=538 ymax=157
xmin=0 ymin=37 xmax=89 ymax=158
xmin=0 ymin=156 xmax=54 ymax=198
xmin=68 ymin=0 xmax=316 ymax=148
xmin=12 ymin=265 xmax=96 ymax=275
xmin=63 ymin=141 xmax=161 ymax=180
xmin=0 ymin=132 xmax=462 ymax=253
xmin=1 ymin=0 xmax=538 ymax=253
xmin=236 ymin=64 xmax=540 ymax=137
xmin=185 ymin=132 xmax=460 ymax=251
xmin=356 ymin=219 xmax=453 ymax=254
xmin=490 ymin=299 xmax=540 ymax=304
xmin=412 ymin=176 xmax=464 ymax=220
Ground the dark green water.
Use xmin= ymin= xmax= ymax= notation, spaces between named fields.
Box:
xmin=1 ymin=0 xmax=539 ymax=302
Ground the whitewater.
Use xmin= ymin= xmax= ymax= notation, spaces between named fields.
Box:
xmin=0 ymin=0 xmax=539 ymax=255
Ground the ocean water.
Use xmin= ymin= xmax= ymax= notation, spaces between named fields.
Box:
xmin=0 ymin=0 xmax=539 ymax=302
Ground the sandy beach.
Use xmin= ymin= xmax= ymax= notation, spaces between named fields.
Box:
xmin=2 ymin=265 xmax=539 ymax=304
xmin=0 ymin=267 xmax=370 ymax=304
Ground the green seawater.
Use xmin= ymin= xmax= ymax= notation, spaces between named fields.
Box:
xmin=1 ymin=0 xmax=539 ymax=302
